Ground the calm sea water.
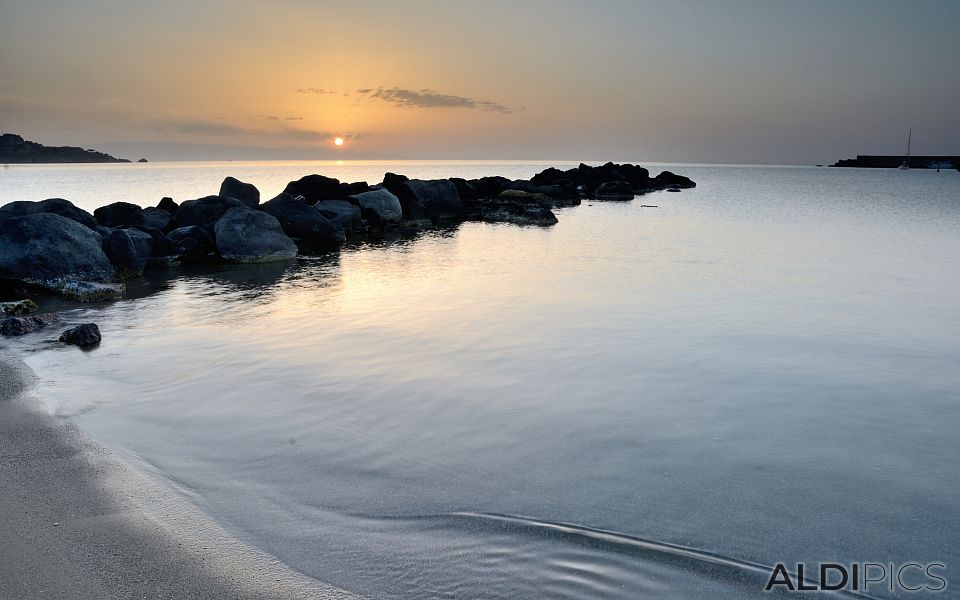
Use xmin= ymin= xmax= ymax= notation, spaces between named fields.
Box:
xmin=2 ymin=162 xmax=959 ymax=599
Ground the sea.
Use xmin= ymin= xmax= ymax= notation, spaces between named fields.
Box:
xmin=2 ymin=161 xmax=959 ymax=599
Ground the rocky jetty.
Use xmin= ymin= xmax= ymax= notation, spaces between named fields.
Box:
xmin=0 ymin=163 xmax=694 ymax=300
xmin=0 ymin=133 xmax=129 ymax=164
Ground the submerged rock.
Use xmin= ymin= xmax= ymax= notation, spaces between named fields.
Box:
xmin=0 ymin=213 xmax=114 ymax=290
xmin=0 ymin=198 xmax=98 ymax=229
xmin=0 ymin=299 xmax=39 ymax=316
xmin=219 ymin=176 xmax=260 ymax=208
xmin=1 ymin=313 xmax=62 ymax=336
xmin=59 ymin=323 xmax=101 ymax=347
xmin=214 ymin=207 xmax=298 ymax=263
xmin=60 ymin=281 xmax=124 ymax=302
xmin=595 ymin=181 xmax=635 ymax=201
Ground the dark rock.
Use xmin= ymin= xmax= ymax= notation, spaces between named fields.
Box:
xmin=214 ymin=207 xmax=298 ymax=263
xmin=0 ymin=198 xmax=98 ymax=229
xmin=261 ymin=194 xmax=345 ymax=249
xmin=403 ymin=179 xmax=463 ymax=222
xmin=1 ymin=313 xmax=62 ymax=336
xmin=449 ymin=178 xmax=481 ymax=201
xmin=667 ymin=188 xmax=681 ymax=192
xmin=482 ymin=198 xmax=558 ymax=226
xmin=157 ymin=197 xmax=179 ymax=215
xmin=219 ymin=176 xmax=260 ymax=208
xmin=337 ymin=181 xmax=371 ymax=197
xmin=315 ymin=200 xmax=363 ymax=234
xmin=0 ymin=213 xmax=114 ymax=290
xmin=470 ymin=176 xmax=511 ymax=197
xmin=595 ymin=181 xmax=635 ymax=201
xmin=351 ymin=188 xmax=403 ymax=230
xmin=141 ymin=207 xmax=172 ymax=231
xmin=0 ymin=299 xmax=39 ymax=316
xmin=94 ymin=201 xmax=145 ymax=228
xmin=102 ymin=228 xmax=153 ymax=278
xmin=499 ymin=189 xmax=553 ymax=207
xmin=131 ymin=226 xmax=180 ymax=266
xmin=59 ymin=323 xmax=101 ymax=347
xmin=535 ymin=185 xmax=581 ymax=207
xmin=172 ymin=195 xmax=244 ymax=230
xmin=60 ymin=281 xmax=124 ymax=302
xmin=167 ymin=226 xmax=216 ymax=262
xmin=654 ymin=171 xmax=696 ymax=189
xmin=282 ymin=174 xmax=342 ymax=203
xmin=137 ymin=158 xmax=148 ymax=163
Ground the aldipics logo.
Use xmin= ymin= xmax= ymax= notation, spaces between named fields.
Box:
xmin=765 ymin=562 xmax=947 ymax=594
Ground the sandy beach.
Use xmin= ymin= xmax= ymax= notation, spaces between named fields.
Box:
xmin=0 ymin=348 xmax=355 ymax=600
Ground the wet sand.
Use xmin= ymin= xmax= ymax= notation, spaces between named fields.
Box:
xmin=0 ymin=349 xmax=356 ymax=600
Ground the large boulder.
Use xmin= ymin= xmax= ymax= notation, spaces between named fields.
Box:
xmin=260 ymin=194 xmax=345 ymax=249
xmin=219 ymin=176 xmax=260 ymax=208
xmin=214 ymin=207 xmax=298 ymax=263
xmin=134 ymin=226 xmax=181 ymax=266
xmin=0 ymin=213 xmax=114 ymax=290
xmin=469 ymin=176 xmax=510 ymax=197
xmin=102 ymin=228 xmax=153 ymax=278
xmin=0 ymin=198 xmax=97 ymax=229
xmin=403 ymin=179 xmax=463 ymax=222
xmin=172 ymin=195 xmax=245 ymax=230
xmin=282 ymin=174 xmax=342 ymax=203
xmin=350 ymin=188 xmax=403 ymax=229
xmin=94 ymin=201 xmax=145 ymax=228
xmin=595 ymin=181 xmax=635 ymax=201
xmin=141 ymin=207 xmax=172 ymax=230
xmin=315 ymin=200 xmax=363 ymax=234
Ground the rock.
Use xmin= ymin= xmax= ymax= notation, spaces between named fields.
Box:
xmin=0 ymin=198 xmax=98 ymax=229
xmin=667 ymin=188 xmax=681 ymax=192
xmin=403 ymin=179 xmax=463 ymax=222
xmin=531 ymin=163 xmax=667 ymax=197
xmin=260 ymin=194 xmax=345 ymax=249
xmin=135 ymin=227 xmax=180 ymax=266
xmin=350 ymin=188 xmax=403 ymax=229
xmin=654 ymin=171 xmax=696 ymax=189
xmin=336 ymin=181 xmax=371 ymax=197
xmin=595 ymin=181 xmax=635 ymax=201
xmin=214 ymin=207 xmax=298 ymax=263
xmin=535 ymin=185 xmax=581 ymax=207
xmin=449 ymin=178 xmax=481 ymax=201
xmin=60 ymin=281 xmax=124 ymax=302
xmin=102 ymin=228 xmax=153 ymax=278
xmin=167 ymin=226 xmax=216 ymax=262
xmin=157 ymin=197 xmax=179 ymax=215
xmin=172 ymin=195 xmax=245 ymax=230
xmin=219 ymin=176 xmax=260 ymax=208
xmin=0 ymin=299 xmax=39 ymax=316
xmin=137 ymin=158 xmax=148 ymax=163
xmin=469 ymin=176 xmax=510 ymax=197
xmin=94 ymin=201 xmax=145 ymax=228
xmin=315 ymin=200 xmax=363 ymax=234
xmin=141 ymin=207 xmax=172 ymax=230
xmin=59 ymin=323 xmax=101 ymax=347
xmin=1 ymin=313 xmax=62 ymax=336
xmin=482 ymin=199 xmax=558 ymax=226
xmin=499 ymin=189 xmax=553 ymax=207
xmin=0 ymin=213 xmax=114 ymax=290
xmin=282 ymin=174 xmax=343 ymax=202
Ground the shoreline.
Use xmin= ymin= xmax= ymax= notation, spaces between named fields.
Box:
xmin=0 ymin=348 xmax=357 ymax=600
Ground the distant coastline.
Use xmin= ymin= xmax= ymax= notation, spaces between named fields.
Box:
xmin=0 ymin=133 xmax=130 ymax=164
xmin=831 ymin=154 xmax=958 ymax=169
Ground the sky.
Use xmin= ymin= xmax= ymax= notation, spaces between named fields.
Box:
xmin=1 ymin=0 xmax=958 ymax=164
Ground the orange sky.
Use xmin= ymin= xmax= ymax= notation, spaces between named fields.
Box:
xmin=1 ymin=1 xmax=958 ymax=163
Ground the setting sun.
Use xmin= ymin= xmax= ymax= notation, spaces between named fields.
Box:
xmin=334 ymin=137 xmax=344 ymax=146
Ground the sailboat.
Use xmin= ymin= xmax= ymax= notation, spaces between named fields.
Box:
xmin=898 ymin=129 xmax=911 ymax=170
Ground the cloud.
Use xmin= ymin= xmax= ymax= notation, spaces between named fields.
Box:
xmin=150 ymin=120 xmax=255 ymax=136
xmin=261 ymin=115 xmax=304 ymax=121
xmin=360 ymin=87 xmax=511 ymax=114
xmin=294 ymin=88 xmax=336 ymax=94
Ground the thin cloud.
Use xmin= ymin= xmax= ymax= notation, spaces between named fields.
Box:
xmin=294 ymin=88 xmax=336 ymax=94
xmin=151 ymin=120 xmax=255 ymax=136
xmin=360 ymin=87 xmax=511 ymax=114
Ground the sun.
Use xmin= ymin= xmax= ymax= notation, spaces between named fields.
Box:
xmin=334 ymin=137 xmax=344 ymax=146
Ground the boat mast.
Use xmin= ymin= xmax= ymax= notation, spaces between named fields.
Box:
xmin=904 ymin=128 xmax=911 ymax=165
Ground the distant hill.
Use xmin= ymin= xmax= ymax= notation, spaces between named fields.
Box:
xmin=0 ymin=133 xmax=130 ymax=163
